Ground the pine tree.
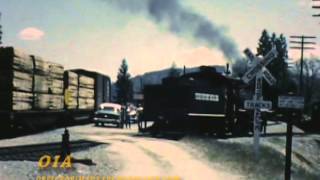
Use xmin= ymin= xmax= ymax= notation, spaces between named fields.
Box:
xmin=256 ymin=30 xmax=289 ymax=101
xmin=116 ymin=59 xmax=133 ymax=105
xmin=257 ymin=30 xmax=272 ymax=56
xmin=273 ymin=34 xmax=289 ymax=91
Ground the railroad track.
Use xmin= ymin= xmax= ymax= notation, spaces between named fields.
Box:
xmin=0 ymin=140 xmax=104 ymax=161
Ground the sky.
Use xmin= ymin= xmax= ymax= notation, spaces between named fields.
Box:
xmin=0 ymin=0 xmax=320 ymax=81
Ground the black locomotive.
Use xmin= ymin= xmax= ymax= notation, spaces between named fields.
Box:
xmin=140 ymin=66 xmax=251 ymax=135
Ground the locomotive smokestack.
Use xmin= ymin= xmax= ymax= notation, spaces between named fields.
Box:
xmin=225 ymin=63 xmax=231 ymax=76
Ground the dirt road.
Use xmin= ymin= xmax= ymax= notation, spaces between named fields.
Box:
xmin=73 ymin=125 xmax=242 ymax=180
xmin=1 ymin=123 xmax=318 ymax=179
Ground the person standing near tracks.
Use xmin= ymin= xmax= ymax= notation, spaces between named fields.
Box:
xmin=124 ymin=105 xmax=131 ymax=129
xmin=121 ymin=105 xmax=131 ymax=129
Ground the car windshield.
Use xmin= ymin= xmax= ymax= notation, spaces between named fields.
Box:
xmin=100 ymin=106 xmax=120 ymax=114
xmin=101 ymin=107 xmax=114 ymax=111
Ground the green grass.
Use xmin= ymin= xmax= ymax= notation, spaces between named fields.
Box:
xmin=183 ymin=136 xmax=320 ymax=180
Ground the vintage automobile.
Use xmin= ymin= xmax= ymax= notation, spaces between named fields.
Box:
xmin=93 ymin=103 xmax=123 ymax=127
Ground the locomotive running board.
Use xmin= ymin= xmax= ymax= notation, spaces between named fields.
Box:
xmin=187 ymin=113 xmax=225 ymax=118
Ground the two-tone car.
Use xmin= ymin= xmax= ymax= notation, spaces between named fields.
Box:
xmin=93 ymin=103 xmax=123 ymax=128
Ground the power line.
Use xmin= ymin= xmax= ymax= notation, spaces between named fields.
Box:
xmin=312 ymin=0 xmax=320 ymax=17
xmin=289 ymin=35 xmax=316 ymax=95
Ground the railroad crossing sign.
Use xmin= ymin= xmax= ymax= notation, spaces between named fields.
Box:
xmin=242 ymin=47 xmax=278 ymax=84
xmin=262 ymin=67 xmax=277 ymax=86
xmin=242 ymin=46 xmax=278 ymax=158
xmin=244 ymin=100 xmax=272 ymax=110
xmin=278 ymin=96 xmax=304 ymax=109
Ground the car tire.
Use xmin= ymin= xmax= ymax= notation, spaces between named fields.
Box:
xmin=95 ymin=123 xmax=99 ymax=126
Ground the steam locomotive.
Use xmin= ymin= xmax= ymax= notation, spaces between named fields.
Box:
xmin=140 ymin=66 xmax=252 ymax=135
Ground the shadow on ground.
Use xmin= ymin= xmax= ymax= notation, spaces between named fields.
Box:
xmin=0 ymin=140 xmax=107 ymax=165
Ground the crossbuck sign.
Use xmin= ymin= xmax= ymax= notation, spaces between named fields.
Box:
xmin=242 ymin=47 xmax=278 ymax=85
xmin=242 ymin=47 xmax=278 ymax=157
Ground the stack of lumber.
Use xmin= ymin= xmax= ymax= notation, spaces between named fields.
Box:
xmin=78 ymin=75 xmax=95 ymax=109
xmin=0 ymin=47 xmax=64 ymax=111
xmin=64 ymin=71 xmax=95 ymax=110
xmin=77 ymin=75 xmax=95 ymax=109
xmin=64 ymin=71 xmax=79 ymax=109
xmin=32 ymin=55 xmax=64 ymax=110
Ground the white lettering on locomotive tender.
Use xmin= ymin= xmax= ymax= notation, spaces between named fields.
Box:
xmin=194 ymin=93 xmax=219 ymax=102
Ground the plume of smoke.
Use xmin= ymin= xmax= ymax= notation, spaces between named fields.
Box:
xmin=105 ymin=0 xmax=241 ymax=62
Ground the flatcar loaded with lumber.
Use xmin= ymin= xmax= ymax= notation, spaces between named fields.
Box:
xmin=0 ymin=47 xmax=64 ymax=129
xmin=0 ymin=47 xmax=112 ymax=130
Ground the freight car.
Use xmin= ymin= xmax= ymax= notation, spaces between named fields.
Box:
xmin=140 ymin=66 xmax=250 ymax=135
xmin=0 ymin=47 xmax=111 ymax=131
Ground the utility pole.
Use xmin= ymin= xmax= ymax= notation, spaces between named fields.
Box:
xmin=288 ymin=35 xmax=315 ymax=180
xmin=289 ymin=36 xmax=316 ymax=95
xmin=312 ymin=0 xmax=320 ymax=18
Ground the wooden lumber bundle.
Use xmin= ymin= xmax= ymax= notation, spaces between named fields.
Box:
xmin=0 ymin=47 xmax=33 ymax=73
xmin=78 ymin=98 xmax=95 ymax=109
xmin=0 ymin=47 xmax=65 ymax=111
xmin=12 ymin=71 xmax=33 ymax=92
xmin=67 ymin=85 xmax=79 ymax=97
xmin=65 ymin=98 xmax=78 ymax=109
xmin=65 ymin=85 xmax=79 ymax=109
xmin=33 ymin=56 xmax=64 ymax=95
xmin=79 ymin=75 xmax=94 ymax=89
xmin=34 ymin=75 xmax=63 ymax=94
xmin=32 ymin=55 xmax=64 ymax=110
xmin=65 ymin=71 xmax=78 ymax=86
xmin=34 ymin=94 xmax=64 ymax=110
xmin=64 ymin=71 xmax=96 ymax=110
xmin=0 ymin=71 xmax=33 ymax=92
xmin=34 ymin=75 xmax=49 ymax=93
xmin=0 ymin=47 xmax=34 ymax=111
xmin=50 ymin=79 xmax=64 ymax=94
xmin=12 ymin=102 xmax=32 ymax=111
xmin=64 ymin=71 xmax=79 ymax=109
xmin=79 ymin=87 xmax=94 ymax=98
xmin=33 ymin=56 xmax=64 ymax=79
xmin=12 ymin=57 xmax=34 ymax=73
xmin=0 ymin=90 xmax=34 ymax=111
xmin=78 ymin=75 xmax=95 ymax=109
xmin=12 ymin=91 xmax=33 ymax=110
